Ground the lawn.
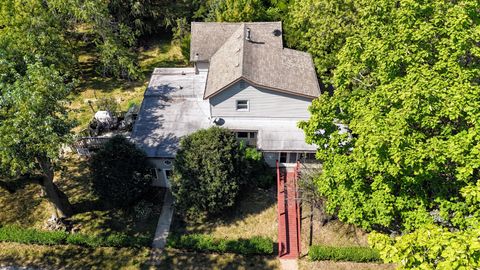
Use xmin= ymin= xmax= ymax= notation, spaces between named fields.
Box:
xmin=171 ymin=187 xmax=277 ymax=241
xmin=0 ymin=243 xmax=150 ymax=270
xmin=167 ymin=186 xmax=279 ymax=269
xmin=158 ymin=248 xmax=279 ymax=270
xmin=70 ymin=36 xmax=188 ymax=133
xmin=298 ymin=203 xmax=396 ymax=270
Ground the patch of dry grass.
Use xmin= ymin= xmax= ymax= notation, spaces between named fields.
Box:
xmin=172 ymin=187 xmax=277 ymax=241
xmin=299 ymin=260 xmax=396 ymax=270
xmin=0 ymin=154 xmax=164 ymax=240
xmin=299 ymin=203 xmax=395 ymax=269
xmin=0 ymin=242 xmax=150 ymax=270
xmin=157 ymin=248 xmax=279 ymax=270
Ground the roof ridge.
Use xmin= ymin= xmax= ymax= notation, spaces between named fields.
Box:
xmin=241 ymin=23 xmax=246 ymax=78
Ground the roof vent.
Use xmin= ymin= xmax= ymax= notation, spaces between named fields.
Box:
xmin=273 ymin=29 xmax=282 ymax=37
xmin=246 ymin=28 xmax=251 ymax=41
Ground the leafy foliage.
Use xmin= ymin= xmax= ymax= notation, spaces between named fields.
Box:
xmin=308 ymin=245 xmax=381 ymax=263
xmin=285 ymin=0 xmax=356 ymax=85
xmin=167 ymin=233 xmax=273 ymax=255
xmin=297 ymin=0 xmax=480 ymax=268
xmin=206 ymin=0 xmax=268 ymax=22
xmin=171 ymin=127 xmax=246 ymax=216
xmin=300 ymin=0 xmax=480 ymax=232
xmin=90 ymin=136 xmax=153 ymax=207
xmin=243 ymin=145 xmax=275 ymax=189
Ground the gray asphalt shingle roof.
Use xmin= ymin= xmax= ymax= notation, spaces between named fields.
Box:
xmin=190 ymin=22 xmax=321 ymax=99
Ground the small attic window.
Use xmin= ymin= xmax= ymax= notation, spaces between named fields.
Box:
xmin=236 ymin=100 xmax=249 ymax=111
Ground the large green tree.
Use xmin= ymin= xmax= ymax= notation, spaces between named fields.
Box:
xmin=285 ymin=0 xmax=356 ymax=85
xmin=298 ymin=0 xmax=480 ymax=267
xmin=0 ymin=0 xmax=145 ymax=218
xmin=0 ymin=61 xmax=75 ymax=218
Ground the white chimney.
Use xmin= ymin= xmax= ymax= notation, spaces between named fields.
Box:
xmin=246 ymin=28 xmax=251 ymax=41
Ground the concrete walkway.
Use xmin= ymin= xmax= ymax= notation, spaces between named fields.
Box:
xmin=280 ymin=259 xmax=299 ymax=270
xmin=152 ymin=189 xmax=174 ymax=249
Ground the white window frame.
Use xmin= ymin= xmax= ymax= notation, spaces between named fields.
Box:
xmin=236 ymin=100 xmax=249 ymax=111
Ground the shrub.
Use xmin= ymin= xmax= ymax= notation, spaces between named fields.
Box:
xmin=171 ymin=127 xmax=247 ymax=216
xmin=90 ymin=136 xmax=153 ymax=207
xmin=167 ymin=234 xmax=273 ymax=255
xmin=243 ymin=145 xmax=275 ymax=189
xmin=0 ymin=225 xmax=149 ymax=248
xmin=0 ymin=225 xmax=67 ymax=245
xmin=308 ymin=245 xmax=381 ymax=262
xmin=96 ymin=97 xmax=119 ymax=114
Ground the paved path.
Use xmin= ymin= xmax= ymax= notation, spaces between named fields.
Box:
xmin=280 ymin=259 xmax=299 ymax=270
xmin=152 ymin=189 xmax=174 ymax=249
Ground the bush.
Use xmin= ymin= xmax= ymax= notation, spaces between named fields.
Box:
xmin=96 ymin=97 xmax=119 ymax=114
xmin=308 ymin=245 xmax=381 ymax=262
xmin=243 ymin=145 xmax=275 ymax=189
xmin=0 ymin=225 xmax=67 ymax=245
xmin=0 ymin=225 xmax=149 ymax=248
xmin=167 ymin=234 xmax=273 ymax=255
xmin=90 ymin=136 xmax=153 ymax=207
xmin=171 ymin=127 xmax=246 ymax=216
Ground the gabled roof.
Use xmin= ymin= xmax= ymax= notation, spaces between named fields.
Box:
xmin=190 ymin=22 xmax=321 ymax=100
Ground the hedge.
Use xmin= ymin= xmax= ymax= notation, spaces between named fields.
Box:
xmin=0 ymin=225 xmax=149 ymax=248
xmin=167 ymin=234 xmax=273 ymax=255
xmin=308 ymin=245 xmax=381 ymax=262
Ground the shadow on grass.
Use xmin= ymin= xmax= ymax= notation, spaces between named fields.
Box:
xmin=156 ymin=248 xmax=279 ymax=270
xmin=0 ymin=243 xmax=150 ymax=270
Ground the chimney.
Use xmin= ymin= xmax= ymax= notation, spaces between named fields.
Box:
xmin=246 ymin=28 xmax=251 ymax=41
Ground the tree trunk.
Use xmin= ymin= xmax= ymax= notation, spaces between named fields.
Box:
xmin=37 ymin=156 xmax=74 ymax=218
xmin=40 ymin=176 xmax=74 ymax=218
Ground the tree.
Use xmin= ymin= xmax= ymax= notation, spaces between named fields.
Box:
xmin=0 ymin=0 xmax=140 ymax=80
xmin=171 ymin=127 xmax=246 ymax=216
xmin=284 ymin=0 xmax=357 ymax=86
xmin=0 ymin=62 xmax=75 ymax=218
xmin=206 ymin=0 xmax=268 ymax=22
xmin=299 ymin=0 xmax=480 ymax=267
xmin=0 ymin=0 xmax=145 ymax=219
xmin=90 ymin=136 xmax=153 ymax=207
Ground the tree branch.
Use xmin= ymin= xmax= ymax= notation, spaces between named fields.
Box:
xmin=0 ymin=174 xmax=44 ymax=194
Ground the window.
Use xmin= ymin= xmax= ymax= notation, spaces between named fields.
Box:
xmin=249 ymin=132 xmax=256 ymax=138
xmin=237 ymin=132 xmax=248 ymax=138
xmin=306 ymin=153 xmax=316 ymax=160
xmin=280 ymin=152 xmax=287 ymax=163
xmin=288 ymin=152 xmax=297 ymax=163
xmin=236 ymin=100 xmax=249 ymax=111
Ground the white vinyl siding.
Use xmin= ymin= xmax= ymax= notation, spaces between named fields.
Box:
xmin=209 ymin=80 xmax=313 ymax=118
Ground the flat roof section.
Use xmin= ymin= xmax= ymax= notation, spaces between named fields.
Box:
xmin=131 ymin=68 xmax=211 ymax=157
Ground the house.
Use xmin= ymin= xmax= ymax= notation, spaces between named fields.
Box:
xmin=132 ymin=22 xmax=320 ymax=187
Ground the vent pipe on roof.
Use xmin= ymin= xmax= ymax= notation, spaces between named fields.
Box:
xmin=246 ymin=28 xmax=251 ymax=41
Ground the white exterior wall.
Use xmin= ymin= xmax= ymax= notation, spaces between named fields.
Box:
xmin=148 ymin=158 xmax=174 ymax=187
xmin=209 ymin=80 xmax=313 ymax=118
xmin=195 ymin=61 xmax=209 ymax=73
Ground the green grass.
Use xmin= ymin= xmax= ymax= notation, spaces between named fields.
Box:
xmin=308 ymin=245 xmax=381 ymax=263
xmin=167 ymin=234 xmax=274 ymax=255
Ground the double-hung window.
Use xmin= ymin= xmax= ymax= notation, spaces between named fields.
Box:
xmin=236 ymin=100 xmax=249 ymax=111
